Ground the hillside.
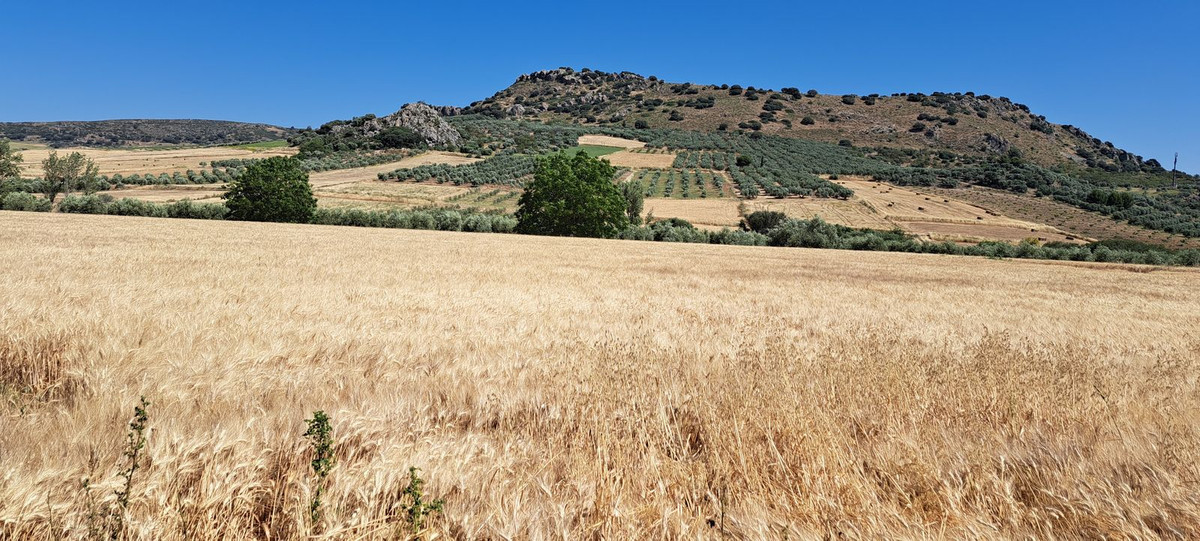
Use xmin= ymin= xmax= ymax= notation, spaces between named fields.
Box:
xmin=0 ymin=119 xmax=295 ymax=148
xmin=463 ymin=68 xmax=1170 ymax=176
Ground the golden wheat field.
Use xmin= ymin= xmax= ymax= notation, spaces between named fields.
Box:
xmin=1 ymin=211 xmax=1199 ymax=539
xmin=16 ymin=145 xmax=297 ymax=177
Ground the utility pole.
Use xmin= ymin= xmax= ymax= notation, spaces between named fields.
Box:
xmin=1171 ymin=153 xmax=1179 ymax=189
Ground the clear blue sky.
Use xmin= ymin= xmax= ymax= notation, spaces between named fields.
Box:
xmin=3 ymin=0 xmax=1197 ymax=171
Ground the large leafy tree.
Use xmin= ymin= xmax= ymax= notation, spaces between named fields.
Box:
xmin=0 ymin=139 xmax=23 ymax=179
xmin=41 ymin=151 xmax=99 ymax=204
xmin=223 ymin=156 xmax=316 ymax=223
xmin=516 ymin=152 xmax=628 ymax=238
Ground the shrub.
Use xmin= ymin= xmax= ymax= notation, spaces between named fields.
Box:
xmin=58 ymin=194 xmax=111 ymax=214
xmin=409 ymin=211 xmax=435 ymax=230
xmin=462 ymin=213 xmax=493 ymax=233
xmin=107 ymin=198 xmax=168 ymax=217
xmin=0 ymin=191 xmax=51 ymax=212
xmin=741 ymin=210 xmax=787 ymax=233
xmin=634 ymin=119 xmax=649 ymax=129
xmin=805 ymin=89 xmax=819 ymax=97
xmin=800 ymin=116 xmax=816 ymax=125
xmin=433 ymin=210 xmax=464 ymax=231
xmin=710 ymin=228 xmax=769 ymax=246
xmin=841 ymin=94 xmax=857 ymax=105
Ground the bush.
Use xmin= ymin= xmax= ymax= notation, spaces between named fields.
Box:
xmin=634 ymin=120 xmax=649 ymax=129
xmin=0 ymin=191 xmax=51 ymax=212
xmin=224 ymin=157 xmax=316 ymax=223
xmin=58 ymin=194 xmax=111 ymax=215
xmin=741 ymin=210 xmax=787 ymax=233
xmin=106 ymin=198 xmax=167 ymax=217
xmin=710 ymin=229 xmax=769 ymax=246
xmin=800 ymin=116 xmax=816 ymax=125
xmin=841 ymin=94 xmax=857 ymax=105
xmin=165 ymin=200 xmax=229 ymax=220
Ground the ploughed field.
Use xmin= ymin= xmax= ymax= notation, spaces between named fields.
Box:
xmin=2 ymin=211 xmax=1198 ymax=539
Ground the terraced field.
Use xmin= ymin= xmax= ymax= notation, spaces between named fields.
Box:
xmin=923 ymin=185 xmax=1200 ymax=249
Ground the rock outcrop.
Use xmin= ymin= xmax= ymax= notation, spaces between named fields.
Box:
xmin=379 ymin=102 xmax=462 ymax=147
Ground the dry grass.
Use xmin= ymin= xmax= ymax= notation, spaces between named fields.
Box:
xmin=1 ymin=211 xmax=1198 ymax=539
xmin=16 ymin=145 xmax=296 ymax=177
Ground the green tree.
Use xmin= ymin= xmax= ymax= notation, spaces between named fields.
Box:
xmin=0 ymin=139 xmax=23 ymax=179
xmin=515 ymin=152 xmax=628 ymax=238
xmin=375 ymin=127 xmax=424 ymax=149
xmin=41 ymin=151 xmax=99 ymax=204
xmin=619 ymin=179 xmax=645 ymax=225
xmin=223 ymin=156 xmax=316 ymax=223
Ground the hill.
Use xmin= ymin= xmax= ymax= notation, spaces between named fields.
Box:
xmin=0 ymin=119 xmax=295 ymax=147
xmin=2 ymin=211 xmax=1198 ymax=538
xmin=463 ymin=67 xmax=1172 ymax=176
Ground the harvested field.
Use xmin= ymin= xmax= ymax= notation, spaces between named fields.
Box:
xmin=99 ymin=186 xmax=225 ymax=204
xmin=1 ymin=211 xmax=1198 ymax=539
xmin=313 ymin=182 xmax=512 ymax=211
xmin=643 ymin=198 xmax=742 ymax=230
xmin=638 ymin=178 xmax=1071 ymax=242
xmin=15 ymin=144 xmax=296 ymax=177
xmin=577 ymin=134 xmax=645 ymax=149
xmin=903 ymin=221 xmax=1079 ymax=244
xmin=309 ymin=151 xmax=480 ymax=188
xmin=924 ymin=185 xmax=1200 ymax=249
xmin=604 ymin=150 xmax=677 ymax=169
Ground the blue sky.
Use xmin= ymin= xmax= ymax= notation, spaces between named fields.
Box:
xmin=3 ymin=0 xmax=1197 ymax=171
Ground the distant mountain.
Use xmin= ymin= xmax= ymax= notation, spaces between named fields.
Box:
xmin=462 ymin=67 xmax=1167 ymax=175
xmin=0 ymin=119 xmax=295 ymax=148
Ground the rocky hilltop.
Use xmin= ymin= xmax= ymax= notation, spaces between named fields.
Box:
xmin=464 ymin=67 xmax=1161 ymax=173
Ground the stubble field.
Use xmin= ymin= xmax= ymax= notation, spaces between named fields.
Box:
xmin=1 ymin=211 xmax=1198 ymax=539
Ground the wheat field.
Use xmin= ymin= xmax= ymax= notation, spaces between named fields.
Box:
xmin=1 ymin=211 xmax=1198 ymax=539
